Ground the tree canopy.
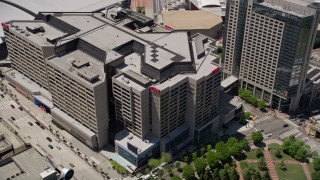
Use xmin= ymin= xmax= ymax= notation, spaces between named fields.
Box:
xmin=252 ymin=131 xmax=264 ymax=144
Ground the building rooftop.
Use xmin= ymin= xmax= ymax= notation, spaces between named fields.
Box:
xmin=9 ymin=148 xmax=54 ymax=180
xmin=259 ymin=0 xmax=318 ymax=17
xmin=115 ymin=129 xmax=159 ymax=154
xmin=7 ymin=21 xmax=66 ymax=46
xmin=163 ymin=10 xmax=223 ymax=30
xmin=47 ymin=48 xmax=105 ymax=87
xmin=39 ymin=168 xmax=57 ymax=179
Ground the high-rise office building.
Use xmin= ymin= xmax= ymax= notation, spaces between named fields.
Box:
xmin=223 ymin=0 xmax=320 ymax=112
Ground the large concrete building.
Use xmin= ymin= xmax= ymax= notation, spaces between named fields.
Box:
xmin=223 ymin=0 xmax=320 ymax=112
xmin=1 ymin=6 xmax=237 ymax=169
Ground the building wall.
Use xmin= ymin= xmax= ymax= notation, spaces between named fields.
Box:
xmin=186 ymin=71 xmax=221 ymax=140
xmin=112 ymin=78 xmax=150 ymax=139
xmin=151 ymin=79 xmax=188 ymax=139
xmin=47 ymin=64 xmax=109 ymax=148
xmin=3 ymin=29 xmax=53 ymax=90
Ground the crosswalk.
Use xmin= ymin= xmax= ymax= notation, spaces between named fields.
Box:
xmin=283 ymin=118 xmax=299 ymax=128
xmin=0 ymin=100 xmax=18 ymax=110
xmin=279 ymin=129 xmax=300 ymax=140
xmin=254 ymin=116 xmax=272 ymax=124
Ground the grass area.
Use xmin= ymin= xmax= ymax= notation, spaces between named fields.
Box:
xmin=307 ymin=163 xmax=315 ymax=174
xmin=268 ymin=143 xmax=295 ymax=160
xmin=275 ymin=164 xmax=307 ymax=180
xmin=268 ymin=143 xmax=281 ymax=149
xmin=247 ymin=163 xmax=259 ymax=171
xmin=245 ymin=150 xmax=259 ymax=160
xmin=269 ymin=149 xmax=295 ymax=160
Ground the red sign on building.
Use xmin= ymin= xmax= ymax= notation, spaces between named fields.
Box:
xmin=150 ymin=86 xmax=160 ymax=94
xmin=210 ymin=66 xmax=220 ymax=76
xmin=1 ymin=23 xmax=9 ymax=31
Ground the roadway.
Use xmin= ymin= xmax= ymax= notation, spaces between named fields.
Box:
xmin=0 ymin=81 xmax=104 ymax=180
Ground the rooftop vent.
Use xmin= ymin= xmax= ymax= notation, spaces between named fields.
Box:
xmin=26 ymin=25 xmax=45 ymax=34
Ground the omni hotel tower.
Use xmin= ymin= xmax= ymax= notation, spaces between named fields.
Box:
xmin=223 ymin=0 xmax=320 ymax=112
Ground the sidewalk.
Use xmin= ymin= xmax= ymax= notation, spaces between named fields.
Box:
xmin=263 ymin=148 xmax=279 ymax=180
xmin=235 ymin=161 xmax=244 ymax=180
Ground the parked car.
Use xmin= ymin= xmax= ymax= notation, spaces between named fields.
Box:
xmin=19 ymin=107 xmax=23 ymax=111
xmin=267 ymin=134 xmax=273 ymax=137
xmin=35 ymin=121 xmax=40 ymax=126
xmin=46 ymin=137 xmax=52 ymax=142
xmin=40 ymin=125 xmax=45 ymax=130
xmin=48 ymin=144 xmax=53 ymax=149
xmin=283 ymin=124 xmax=289 ymax=127
xmin=69 ymin=163 xmax=75 ymax=167
xmin=11 ymin=117 xmax=15 ymax=121
xmin=28 ymin=122 xmax=33 ymax=126
xmin=10 ymin=104 xmax=15 ymax=108
xmin=56 ymin=146 xmax=61 ymax=150
xmin=0 ymin=94 xmax=4 ymax=98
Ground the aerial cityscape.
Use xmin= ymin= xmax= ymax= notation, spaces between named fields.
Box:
xmin=1 ymin=0 xmax=320 ymax=179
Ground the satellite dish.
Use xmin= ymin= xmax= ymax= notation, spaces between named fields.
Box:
xmin=59 ymin=168 xmax=74 ymax=180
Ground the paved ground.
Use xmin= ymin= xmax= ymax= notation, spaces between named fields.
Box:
xmin=0 ymin=80 xmax=105 ymax=180
xmin=235 ymin=161 xmax=244 ymax=180
xmin=264 ymin=148 xmax=279 ymax=180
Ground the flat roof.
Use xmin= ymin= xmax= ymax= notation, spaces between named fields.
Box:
xmin=47 ymin=49 xmax=105 ymax=87
xmin=115 ymin=129 xmax=159 ymax=153
xmin=12 ymin=148 xmax=53 ymax=179
xmin=8 ymin=21 xmax=66 ymax=46
xmin=32 ymin=95 xmax=54 ymax=109
xmin=163 ymin=10 xmax=222 ymax=30
xmin=221 ymin=75 xmax=239 ymax=88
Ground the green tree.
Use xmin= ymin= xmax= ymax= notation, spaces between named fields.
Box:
xmin=215 ymin=141 xmax=230 ymax=161
xmin=313 ymin=158 xmax=320 ymax=171
xmin=212 ymin=168 xmax=220 ymax=179
xmin=275 ymin=149 xmax=282 ymax=158
xmin=207 ymin=144 xmax=212 ymax=152
xmin=261 ymin=171 xmax=270 ymax=180
xmin=145 ymin=168 xmax=150 ymax=174
xmin=229 ymin=142 xmax=243 ymax=157
xmin=295 ymin=147 xmax=308 ymax=162
xmin=148 ymin=159 xmax=160 ymax=169
xmin=227 ymin=166 xmax=239 ymax=180
xmin=158 ymin=170 xmax=164 ymax=179
xmin=201 ymin=147 xmax=206 ymax=156
xmin=256 ymin=148 xmax=264 ymax=158
xmin=206 ymin=152 xmax=221 ymax=169
xmin=240 ymin=139 xmax=249 ymax=150
xmin=244 ymin=111 xmax=251 ymax=119
xmin=240 ymin=160 xmax=248 ymax=169
xmin=279 ymin=160 xmax=286 ymax=171
xmin=161 ymin=153 xmax=172 ymax=163
xmin=184 ymin=156 xmax=189 ymax=163
xmin=253 ymin=171 xmax=261 ymax=180
xmin=175 ymin=162 xmax=181 ymax=170
xmin=312 ymin=171 xmax=320 ymax=180
xmin=282 ymin=136 xmax=296 ymax=154
xmin=219 ymin=168 xmax=228 ymax=180
xmin=258 ymin=157 xmax=267 ymax=171
xmin=252 ymin=131 xmax=264 ymax=144
xmin=192 ymin=152 xmax=198 ymax=161
xmin=289 ymin=141 xmax=304 ymax=157
xmin=171 ymin=175 xmax=182 ymax=180
xmin=312 ymin=150 xmax=319 ymax=159
xmin=242 ymin=168 xmax=251 ymax=180
xmin=183 ymin=165 xmax=195 ymax=180
xmin=166 ymin=166 xmax=173 ymax=176
xmin=258 ymin=100 xmax=267 ymax=111
xmin=194 ymin=158 xmax=207 ymax=176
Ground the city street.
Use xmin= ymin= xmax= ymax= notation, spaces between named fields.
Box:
xmin=0 ymin=83 xmax=104 ymax=180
